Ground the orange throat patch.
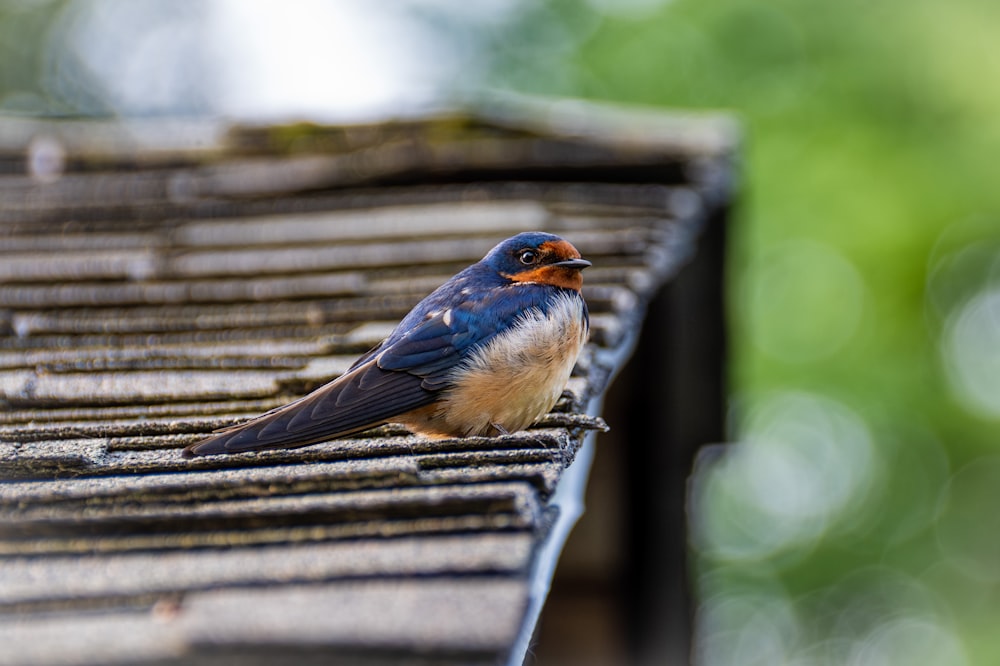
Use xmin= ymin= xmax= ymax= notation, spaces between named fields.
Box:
xmin=505 ymin=240 xmax=586 ymax=290
xmin=506 ymin=265 xmax=584 ymax=290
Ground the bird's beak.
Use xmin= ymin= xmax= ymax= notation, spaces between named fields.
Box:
xmin=552 ymin=258 xmax=592 ymax=269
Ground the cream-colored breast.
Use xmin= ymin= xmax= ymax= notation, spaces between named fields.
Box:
xmin=436 ymin=291 xmax=588 ymax=437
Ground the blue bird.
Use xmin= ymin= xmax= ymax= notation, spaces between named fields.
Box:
xmin=183 ymin=232 xmax=591 ymax=457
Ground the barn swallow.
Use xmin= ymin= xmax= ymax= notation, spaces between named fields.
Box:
xmin=183 ymin=232 xmax=591 ymax=457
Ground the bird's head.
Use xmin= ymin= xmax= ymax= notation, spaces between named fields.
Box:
xmin=483 ymin=232 xmax=591 ymax=291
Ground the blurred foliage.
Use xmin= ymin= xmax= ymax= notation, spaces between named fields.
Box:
xmin=461 ymin=0 xmax=1000 ymax=663
xmin=0 ymin=0 xmax=209 ymax=117
xmin=0 ymin=0 xmax=114 ymax=116
xmin=0 ymin=0 xmax=69 ymax=114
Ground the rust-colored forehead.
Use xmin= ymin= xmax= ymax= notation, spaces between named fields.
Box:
xmin=539 ymin=239 xmax=582 ymax=259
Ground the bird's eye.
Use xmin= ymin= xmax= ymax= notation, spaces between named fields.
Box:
xmin=518 ymin=249 xmax=538 ymax=265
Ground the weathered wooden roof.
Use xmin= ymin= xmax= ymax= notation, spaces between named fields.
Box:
xmin=0 ymin=103 xmax=737 ymax=665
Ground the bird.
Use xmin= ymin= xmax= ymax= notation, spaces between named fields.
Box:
xmin=183 ymin=232 xmax=591 ymax=457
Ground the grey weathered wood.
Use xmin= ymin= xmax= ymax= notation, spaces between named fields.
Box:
xmin=0 ymin=103 xmax=737 ymax=665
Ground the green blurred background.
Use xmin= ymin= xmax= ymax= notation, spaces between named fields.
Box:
xmin=474 ymin=1 xmax=1000 ymax=664
xmin=5 ymin=0 xmax=1000 ymax=663
xmin=458 ymin=2 xmax=1000 ymax=663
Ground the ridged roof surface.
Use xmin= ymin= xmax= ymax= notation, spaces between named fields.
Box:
xmin=0 ymin=106 xmax=737 ymax=665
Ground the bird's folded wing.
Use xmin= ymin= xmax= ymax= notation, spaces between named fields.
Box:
xmin=182 ymin=359 xmax=437 ymax=456
xmin=183 ymin=285 xmax=552 ymax=456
